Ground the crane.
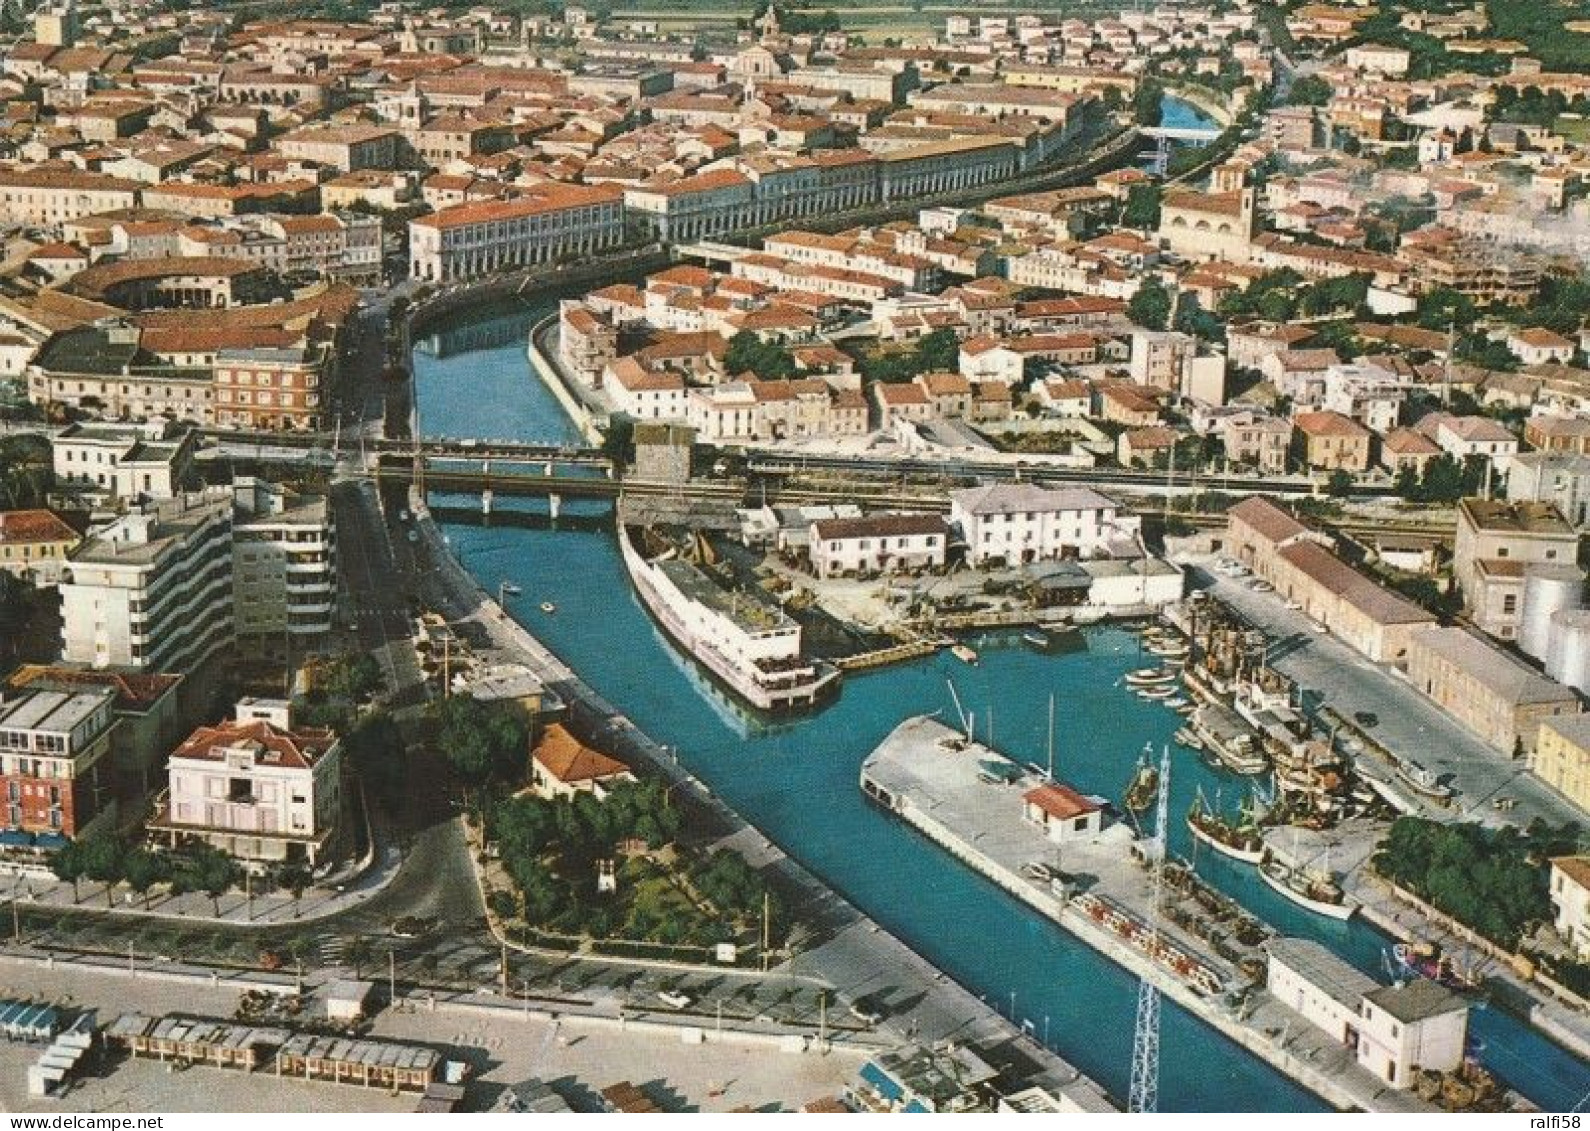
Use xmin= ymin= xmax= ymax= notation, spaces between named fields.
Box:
xmin=1129 ymin=742 xmax=1172 ymax=1114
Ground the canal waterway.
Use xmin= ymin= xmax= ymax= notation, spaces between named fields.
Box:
xmin=411 ymin=229 xmax=1589 ymax=1112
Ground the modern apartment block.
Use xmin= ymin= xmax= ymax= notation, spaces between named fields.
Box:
xmin=59 ymin=490 xmax=233 ymax=674
xmin=231 ymin=478 xmax=337 ymax=649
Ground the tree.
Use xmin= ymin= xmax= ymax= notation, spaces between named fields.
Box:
xmin=323 ymin=651 xmax=383 ymax=702
xmin=1324 ymin=469 xmax=1355 ymax=498
xmin=1288 ymin=74 xmax=1333 ymax=106
xmin=724 ymin=331 xmax=797 ymax=380
xmin=516 ymin=858 xmax=563 ymax=925
xmin=1122 ymin=184 xmax=1161 ymax=230
xmin=436 ymin=695 xmax=528 ymax=785
xmin=1132 ymin=77 xmax=1164 ymax=126
xmin=170 ymin=844 xmax=240 ymax=915
xmin=123 ymin=849 xmax=165 ymax=909
xmin=916 ymin=327 xmax=958 ymax=372
xmin=1128 ymin=278 xmax=1172 ymax=331
xmin=50 ymin=841 xmax=85 ymax=903
xmin=343 ymin=934 xmax=375 ymax=978
xmin=1415 ymin=286 xmax=1476 ymax=332
xmin=1419 ymin=453 xmax=1467 ymax=504
xmin=79 ymin=834 xmax=124 ymax=908
xmin=1393 ymin=463 xmax=1420 ymax=501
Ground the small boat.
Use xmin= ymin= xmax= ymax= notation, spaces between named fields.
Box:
xmin=1022 ymin=631 xmax=1050 ymax=651
xmin=1137 ymin=686 xmax=1173 ymax=701
xmin=951 ymin=643 xmax=979 ymax=666
xmin=501 ymin=583 xmax=523 ymax=597
xmin=1162 ymin=696 xmax=1189 ymax=710
xmin=1173 ymin=726 xmax=1204 ymax=750
xmin=540 ymin=601 xmax=557 ymax=614
xmin=1259 ymin=856 xmax=1357 ymax=920
xmin=1176 ymin=703 xmax=1196 ymax=716
xmin=1124 ymin=746 xmax=1160 ymax=813
xmin=1187 ymin=789 xmax=1265 ymax=865
xmin=1124 ymin=667 xmax=1176 ymax=687
xmin=1389 ymin=941 xmax=1480 ymax=991
xmin=1022 ymin=860 xmax=1056 ymax=883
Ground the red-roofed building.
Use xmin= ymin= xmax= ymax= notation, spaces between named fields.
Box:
xmin=1022 ymin=781 xmax=1103 ymax=842
xmin=408 ymin=183 xmax=625 ymax=284
xmin=531 ymin=724 xmax=635 ymax=802
xmin=0 ymin=509 xmax=79 ymax=578
xmin=149 ymin=698 xmax=342 ymax=864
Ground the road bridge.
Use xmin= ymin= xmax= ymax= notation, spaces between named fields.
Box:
xmin=1138 ymin=125 xmax=1222 ymax=142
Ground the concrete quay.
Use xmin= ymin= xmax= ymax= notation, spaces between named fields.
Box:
xmin=860 ymin=715 xmax=1440 ymax=1114
xmin=408 ymin=498 xmax=1116 ymax=1112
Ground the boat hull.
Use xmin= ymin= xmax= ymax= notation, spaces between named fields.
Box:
xmin=1186 ymin=815 xmax=1265 ymax=865
xmin=1259 ymin=862 xmax=1357 ymax=920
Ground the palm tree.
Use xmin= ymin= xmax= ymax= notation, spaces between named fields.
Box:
xmin=343 ymin=935 xmax=375 ymax=979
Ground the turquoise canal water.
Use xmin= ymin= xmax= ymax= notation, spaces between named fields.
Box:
xmin=413 ymin=298 xmax=1590 ymax=1111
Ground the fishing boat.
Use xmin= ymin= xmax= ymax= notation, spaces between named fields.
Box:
xmin=540 ymin=601 xmax=557 ymax=614
xmin=951 ymin=643 xmax=979 ymax=666
xmin=1124 ymin=667 xmax=1175 ymax=687
xmin=1259 ymin=855 xmax=1357 ymax=920
xmin=1388 ymin=941 xmax=1480 ymax=991
xmin=1124 ymin=746 xmax=1160 ymax=813
xmin=1147 ymin=641 xmax=1190 ymax=659
xmin=1173 ymin=726 xmax=1204 ymax=750
xmin=1186 ymin=789 xmax=1265 ymax=865
xmin=1137 ymin=686 xmax=1173 ymax=701
xmin=501 ymin=583 xmax=523 ymax=597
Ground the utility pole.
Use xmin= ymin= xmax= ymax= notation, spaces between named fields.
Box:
xmin=761 ymin=892 xmax=771 ymax=973
xmin=500 ymin=937 xmax=509 ymax=996
xmin=1129 ymin=743 xmax=1173 ymax=1114
xmin=389 ymin=949 xmax=397 ymax=1005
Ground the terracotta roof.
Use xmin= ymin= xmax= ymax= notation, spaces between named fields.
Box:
xmin=1228 ymin=496 xmax=1310 ymax=546
xmin=532 ymin=724 xmax=630 ymax=784
xmin=0 ymin=509 xmax=77 ymax=545
xmin=1023 ymin=782 xmax=1099 ymax=820
xmin=172 ymin=718 xmax=336 ymax=769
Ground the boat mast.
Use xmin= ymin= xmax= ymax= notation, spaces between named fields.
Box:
xmin=1047 ymin=693 xmax=1056 ymax=781
xmin=945 ymin=679 xmax=972 ymax=738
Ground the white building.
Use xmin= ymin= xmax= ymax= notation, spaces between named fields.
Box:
xmin=150 ymin=698 xmax=342 ymax=865
xmin=1321 ymin=364 xmax=1408 ymax=435
xmin=1266 ymin=937 xmax=1468 ymax=1091
xmin=59 ymin=490 xmax=233 ymax=674
xmin=1021 ymin=781 xmax=1103 ymax=842
xmin=52 ymin=421 xmax=196 ymax=501
xmin=808 ymin=514 xmax=949 ymax=578
xmin=950 ymin=484 xmax=1137 ymax=566
xmin=408 ymin=183 xmax=625 ymax=283
xmin=231 ymin=478 xmax=336 ymax=649
xmin=1550 ymin=856 xmax=1590 ymax=957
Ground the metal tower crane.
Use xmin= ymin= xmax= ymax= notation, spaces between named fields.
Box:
xmin=1129 ymin=742 xmax=1172 ymax=1114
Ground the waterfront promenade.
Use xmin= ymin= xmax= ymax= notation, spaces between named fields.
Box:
xmin=407 ymin=488 xmax=1117 ymax=1111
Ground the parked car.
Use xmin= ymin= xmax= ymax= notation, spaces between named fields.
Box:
xmin=656 ymin=991 xmax=692 ymax=1010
